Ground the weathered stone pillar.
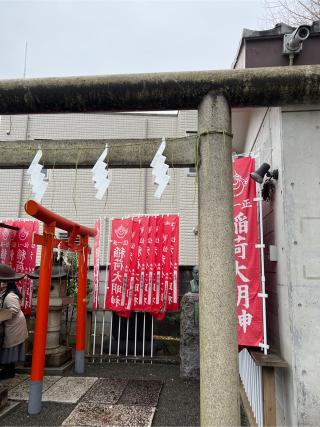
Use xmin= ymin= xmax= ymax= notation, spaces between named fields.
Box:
xmin=180 ymin=292 xmax=200 ymax=380
xmin=198 ymin=92 xmax=239 ymax=426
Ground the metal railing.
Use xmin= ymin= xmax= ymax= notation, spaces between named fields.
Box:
xmin=90 ymin=310 xmax=155 ymax=363
xmin=239 ymin=348 xmax=263 ymax=427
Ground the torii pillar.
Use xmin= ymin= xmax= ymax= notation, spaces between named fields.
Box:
xmin=198 ymin=92 xmax=239 ymax=426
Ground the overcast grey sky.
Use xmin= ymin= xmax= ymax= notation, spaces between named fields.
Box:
xmin=0 ymin=0 xmax=267 ymax=79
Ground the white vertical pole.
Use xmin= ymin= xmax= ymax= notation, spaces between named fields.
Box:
xmin=134 ymin=312 xmax=137 ymax=358
xmin=92 ymin=312 xmax=97 ymax=362
xmin=150 ymin=316 xmax=154 ymax=363
xmin=108 ymin=312 xmax=113 ymax=356
xmin=103 ymin=216 xmax=112 ymax=359
xmin=126 ymin=318 xmax=129 ymax=362
xmin=255 ymin=152 xmax=268 ymax=355
xmin=142 ymin=312 xmax=146 ymax=360
xmin=117 ymin=316 xmax=121 ymax=357
xmin=100 ymin=312 xmax=105 ymax=362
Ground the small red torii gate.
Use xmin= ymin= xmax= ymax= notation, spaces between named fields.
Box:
xmin=24 ymin=200 xmax=97 ymax=415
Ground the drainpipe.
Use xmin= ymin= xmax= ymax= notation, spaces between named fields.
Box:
xmin=198 ymin=92 xmax=239 ymax=426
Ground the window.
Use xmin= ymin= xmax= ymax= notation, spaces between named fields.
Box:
xmin=187 ymin=166 xmax=197 ymax=177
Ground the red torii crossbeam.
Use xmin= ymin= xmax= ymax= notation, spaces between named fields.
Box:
xmin=24 ymin=200 xmax=96 ymax=415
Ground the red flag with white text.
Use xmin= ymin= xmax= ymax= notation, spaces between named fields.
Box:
xmin=0 ymin=219 xmax=38 ymax=314
xmin=105 ymin=218 xmax=133 ymax=311
xmin=233 ymin=157 xmax=263 ymax=347
xmin=105 ymin=215 xmax=179 ymax=318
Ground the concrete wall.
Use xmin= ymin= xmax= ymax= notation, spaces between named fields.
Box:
xmin=281 ymin=106 xmax=320 ymax=426
xmin=242 ymin=107 xmax=295 ymax=425
xmin=242 ymin=105 xmax=320 ymax=426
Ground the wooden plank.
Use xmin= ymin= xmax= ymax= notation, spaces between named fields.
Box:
xmin=262 ymin=367 xmax=276 ymax=427
xmin=249 ymin=350 xmax=289 ymax=368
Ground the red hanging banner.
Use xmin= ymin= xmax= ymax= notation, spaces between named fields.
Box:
xmin=233 ymin=157 xmax=263 ymax=347
xmin=0 ymin=219 xmax=38 ymax=314
xmin=167 ymin=215 xmax=179 ymax=312
xmin=151 ymin=216 xmax=164 ymax=314
xmin=0 ymin=225 xmax=16 ymax=265
xmin=144 ymin=216 xmax=157 ymax=312
xmin=105 ymin=214 xmax=180 ymax=318
xmin=132 ymin=216 xmax=149 ymax=312
xmin=153 ymin=215 xmax=172 ymax=320
xmin=105 ymin=218 xmax=133 ymax=312
xmin=92 ymin=218 xmax=101 ymax=310
xmin=121 ymin=218 xmax=140 ymax=316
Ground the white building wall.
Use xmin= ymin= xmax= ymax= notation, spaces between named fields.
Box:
xmin=0 ymin=111 xmax=198 ymax=266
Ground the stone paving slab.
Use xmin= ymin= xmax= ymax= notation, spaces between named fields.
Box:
xmin=118 ymin=379 xmax=162 ymax=406
xmin=0 ymin=374 xmax=28 ymax=390
xmin=42 ymin=377 xmax=98 ymax=403
xmin=62 ymin=402 xmax=155 ymax=427
xmin=82 ymin=378 xmax=128 ymax=404
xmin=9 ymin=376 xmax=62 ymax=401
xmin=0 ymin=402 xmax=76 ymax=426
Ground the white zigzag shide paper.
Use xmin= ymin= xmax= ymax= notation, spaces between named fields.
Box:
xmin=150 ymin=137 xmax=170 ymax=199
xmin=27 ymin=149 xmax=48 ymax=203
xmin=92 ymin=145 xmax=110 ymax=200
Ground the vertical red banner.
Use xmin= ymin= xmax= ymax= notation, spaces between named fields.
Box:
xmin=105 ymin=218 xmax=132 ymax=311
xmin=151 ymin=216 xmax=164 ymax=314
xmin=233 ymin=157 xmax=263 ymax=347
xmin=153 ymin=215 xmax=173 ymax=320
xmin=144 ymin=216 xmax=157 ymax=312
xmin=92 ymin=218 xmax=101 ymax=310
xmin=0 ymin=219 xmax=38 ymax=314
xmin=121 ymin=219 xmax=140 ymax=316
xmin=105 ymin=214 xmax=180 ymax=318
xmin=0 ymin=226 xmax=16 ymax=265
xmin=167 ymin=215 xmax=179 ymax=311
xmin=132 ymin=216 xmax=149 ymax=312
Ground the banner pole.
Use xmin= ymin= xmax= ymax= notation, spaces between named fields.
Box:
xmin=257 ymin=184 xmax=268 ymax=355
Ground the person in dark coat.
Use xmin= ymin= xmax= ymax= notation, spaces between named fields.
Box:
xmin=0 ymin=264 xmax=28 ymax=379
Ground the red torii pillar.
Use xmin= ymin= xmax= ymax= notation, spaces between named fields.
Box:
xmin=24 ymin=200 xmax=96 ymax=415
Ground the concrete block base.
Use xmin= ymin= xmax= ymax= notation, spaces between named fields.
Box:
xmin=16 ymin=359 xmax=74 ymax=376
xmin=24 ymin=346 xmax=72 ymax=368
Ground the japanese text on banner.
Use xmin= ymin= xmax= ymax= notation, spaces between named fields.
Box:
xmin=233 ymin=157 xmax=263 ymax=347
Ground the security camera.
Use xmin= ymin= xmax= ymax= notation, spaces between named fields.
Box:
xmin=283 ymin=25 xmax=311 ymax=54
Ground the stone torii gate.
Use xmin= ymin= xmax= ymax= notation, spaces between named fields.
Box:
xmin=0 ymin=65 xmax=320 ymax=426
